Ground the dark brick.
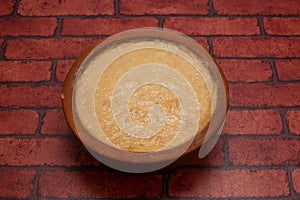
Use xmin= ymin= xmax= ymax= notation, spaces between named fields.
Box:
xmin=5 ymin=38 xmax=101 ymax=59
xmin=0 ymin=138 xmax=100 ymax=166
xmin=228 ymin=138 xmax=300 ymax=166
xmin=0 ymin=0 xmax=15 ymax=16
xmin=41 ymin=110 xmax=72 ymax=136
xmin=213 ymin=37 xmax=300 ymax=58
xmin=223 ymin=110 xmax=282 ymax=135
xmin=218 ymin=60 xmax=272 ymax=82
xmin=276 ymin=60 xmax=300 ymax=81
xmin=229 ymin=84 xmax=300 ymax=107
xmin=120 ymin=0 xmax=209 ymax=15
xmin=61 ymin=18 xmax=158 ymax=36
xmin=0 ymin=18 xmax=56 ymax=36
xmin=165 ymin=17 xmax=259 ymax=35
xmin=286 ymin=110 xmax=300 ymax=135
xmin=56 ymin=60 xmax=75 ymax=82
xmin=38 ymin=170 xmax=162 ymax=198
xmin=0 ymin=61 xmax=52 ymax=82
xmin=214 ymin=0 xmax=300 ymax=16
xmin=169 ymin=169 xmax=289 ymax=198
xmin=0 ymin=169 xmax=36 ymax=198
xmin=0 ymin=85 xmax=62 ymax=108
xmin=18 ymin=0 xmax=114 ymax=16
xmin=0 ymin=110 xmax=39 ymax=135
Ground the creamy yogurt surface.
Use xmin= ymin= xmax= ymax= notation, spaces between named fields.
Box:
xmin=74 ymin=39 xmax=216 ymax=152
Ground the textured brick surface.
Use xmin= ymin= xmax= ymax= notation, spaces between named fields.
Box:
xmin=0 ymin=39 xmax=3 ymax=56
xmin=276 ymin=60 xmax=300 ymax=81
xmin=62 ymin=18 xmax=158 ymax=36
xmin=217 ymin=60 xmax=272 ymax=82
xmin=173 ymin=139 xmax=224 ymax=167
xmin=0 ymin=85 xmax=62 ymax=108
xmin=0 ymin=169 xmax=36 ymax=198
xmin=213 ymin=37 xmax=300 ymax=58
xmin=5 ymin=38 xmax=101 ymax=59
xmin=228 ymin=138 xmax=300 ymax=166
xmin=0 ymin=138 xmax=100 ymax=166
xmin=0 ymin=0 xmax=15 ymax=16
xmin=169 ymin=169 xmax=289 ymax=198
xmin=229 ymin=84 xmax=300 ymax=107
xmin=214 ymin=0 xmax=300 ymax=15
xmin=41 ymin=110 xmax=72 ymax=136
xmin=38 ymin=170 xmax=162 ymax=198
xmin=0 ymin=61 xmax=52 ymax=82
xmin=120 ymin=0 xmax=208 ymax=15
xmin=164 ymin=17 xmax=260 ymax=35
xmin=0 ymin=110 xmax=39 ymax=135
xmin=193 ymin=37 xmax=209 ymax=51
xmin=264 ymin=18 xmax=300 ymax=35
xmin=18 ymin=0 xmax=114 ymax=16
xmin=286 ymin=110 xmax=300 ymax=135
xmin=293 ymin=169 xmax=300 ymax=194
xmin=56 ymin=59 xmax=74 ymax=82
xmin=1 ymin=1 xmax=300 ymax=199
xmin=223 ymin=110 xmax=282 ymax=135
xmin=0 ymin=18 xmax=56 ymax=36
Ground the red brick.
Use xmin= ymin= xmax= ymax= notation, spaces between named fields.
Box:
xmin=56 ymin=60 xmax=74 ymax=82
xmin=0 ymin=61 xmax=52 ymax=82
xmin=0 ymin=169 xmax=36 ymax=198
xmin=38 ymin=170 xmax=162 ymax=198
xmin=214 ymin=0 xmax=300 ymax=15
xmin=0 ymin=85 xmax=62 ymax=108
xmin=0 ymin=138 xmax=100 ymax=166
xmin=286 ymin=110 xmax=300 ymax=135
xmin=223 ymin=110 xmax=282 ymax=135
xmin=5 ymin=38 xmax=101 ymax=59
xmin=0 ymin=39 xmax=3 ymax=55
xmin=169 ymin=169 xmax=289 ymax=198
xmin=61 ymin=18 xmax=158 ymax=36
xmin=165 ymin=17 xmax=259 ymax=36
xmin=0 ymin=0 xmax=15 ymax=16
xmin=229 ymin=84 xmax=300 ymax=107
xmin=0 ymin=18 xmax=56 ymax=36
xmin=217 ymin=60 xmax=272 ymax=82
xmin=41 ymin=110 xmax=72 ymax=136
xmin=213 ymin=37 xmax=300 ymax=58
xmin=264 ymin=18 xmax=300 ymax=36
xmin=173 ymin=139 xmax=224 ymax=167
xmin=228 ymin=138 xmax=300 ymax=166
xmin=18 ymin=0 xmax=114 ymax=16
xmin=0 ymin=110 xmax=39 ymax=135
xmin=193 ymin=37 xmax=209 ymax=52
xmin=276 ymin=60 xmax=300 ymax=81
xmin=293 ymin=169 xmax=300 ymax=194
xmin=120 ymin=0 xmax=208 ymax=15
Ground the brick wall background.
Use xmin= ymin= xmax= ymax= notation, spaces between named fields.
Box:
xmin=0 ymin=0 xmax=300 ymax=199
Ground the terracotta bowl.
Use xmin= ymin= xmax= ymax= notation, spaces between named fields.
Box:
xmin=62 ymin=28 xmax=228 ymax=173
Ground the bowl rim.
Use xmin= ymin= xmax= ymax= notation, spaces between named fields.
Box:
xmin=61 ymin=27 xmax=229 ymax=166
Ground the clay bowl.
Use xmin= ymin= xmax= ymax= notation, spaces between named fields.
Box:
xmin=62 ymin=28 xmax=228 ymax=173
